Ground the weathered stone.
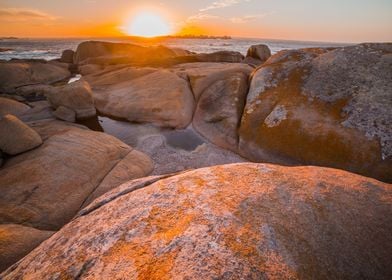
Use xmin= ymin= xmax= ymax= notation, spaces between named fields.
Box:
xmin=0 ymin=114 xmax=42 ymax=155
xmin=2 ymin=163 xmax=391 ymax=279
xmin=176 ymin=63 xmax=252 ymax=151
xmin=74 ymin=41 xmax=179 ymax=65
xmin=0 ymin=120 xmax=152 ymax=231
xmin=0 ymin=61 xmax=70 ymax=93
xmin=59 ymin=49 xmax=75 ymax=64
xmin=18 ymin=101 xmax=54 ymax=123
xmin=52 ymin=106 xmax=76 ymax=122
xmin=245 ymin=44 xmax=271 ymax=64
xmin=82 ymin=149 xmax=153 ymax=207
xmin=0 ymin=224 xmax=54 ymax=272
xmin=45 ymin=79 xmax=96 ymax=119
xmin=91 ymin=68 xmax=195 ymax=128
xmin=239 ymin=44 xmax=392 ymax=182
xmin=78 ymin=64 xmax=104 ymax=76
xmin=194 ymin=51 xmax=244 ymax=63
xmin=0 ymin=97 xmax=29 ymax=117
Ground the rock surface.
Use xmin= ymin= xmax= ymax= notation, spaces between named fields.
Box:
xmin=239 ymin=44 xmax=392 ymax=182
xmin=45 ymin=79 xmax=96 ymax=119
xmin=74 ymin=41 xmax=180 ymax=65
xmin=59 ymin=49 xmax=75 ymax=64
xmin=0 ymin=120 xmax=152 ymax=231
xmin=0 ymin=61 xmax=70 ymax=93
xmin=245 ymin=44 xmax=271 ymax=65
xmin=90 ymin=68 xmax=195 ymax=128
xmin=2 ymin=163 xmax=391 ymax=279
xmin=52 ymin=105 xmax=76 ymax=122
xmin=0 ymin=97 xmax=30 ymax=117
xmin=175 ymin=63 xmax=252 ymax=151
xmin=0 ymin=114 xmax=42 ymax=155
xmin=0 ymin=224 xmax=54 ymax=272
xmin=194 ymin=51 xmax=244 ymax=63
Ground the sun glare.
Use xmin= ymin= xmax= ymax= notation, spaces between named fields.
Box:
xmin=125 ymin=11 xmax=171 ymax=37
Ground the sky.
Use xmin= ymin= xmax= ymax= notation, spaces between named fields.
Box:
xmin=0 ymin=0 xmax=391 ymax=42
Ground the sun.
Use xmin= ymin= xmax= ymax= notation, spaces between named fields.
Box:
xmin=125 ymin=11 xmax=171 ymax=37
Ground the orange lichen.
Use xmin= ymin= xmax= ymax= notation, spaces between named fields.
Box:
xmin=239 ymin=55 xmax=391 ymax=181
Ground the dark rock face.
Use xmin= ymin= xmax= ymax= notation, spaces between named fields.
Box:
xmin=0 ymin=61 xmax=70 ymax=93
xmin=59 ymin=49 xmax=75 ymax=64
xmin=2 ymin=163 xmax=391 ymax=279
xmin=239 ymin=44 xmax=392 ymax=182
xmin=176 ymin=63 xmax=252 ymax=151
xmin=244 ymin=44 xmax=271 ymax=65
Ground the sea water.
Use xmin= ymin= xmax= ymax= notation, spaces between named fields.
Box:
xmin=0 ymin=37 xmax=351 ymax=61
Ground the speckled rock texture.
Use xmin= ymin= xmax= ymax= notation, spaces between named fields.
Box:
xmin=0 ymin=61 xmax=70 ymax=93
xmin=239 ymin=44 xmax=392 ymax=182
xmin=89 ymin=67 xmax=195 ymax=128
xmin=2 ymin=163 xmax=391 ymax=279
xmin=0 ymin=97 xmax=30 ymax=117
xmin=0 ymin=114 xmax=42 ymax=155
xmin=45 ymin=79 xmax=96 ymax=119
xmin=0 ymin=224 xmax=54 ymax=272
xmin=0 ymin=120 xmax=152 ymax=231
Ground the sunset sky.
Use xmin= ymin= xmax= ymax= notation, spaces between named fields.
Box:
xmin=0 ymin=0 xmax=391 ymax=42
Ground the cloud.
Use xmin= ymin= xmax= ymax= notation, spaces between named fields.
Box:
xmin=230 ymin=13 xmax=272 ymax=23
xmin=0 ymin=8 xmax=58 ymax=21
xmin=200 ymin=0 xmax=251 ymax=12
xmin=187 ymin=13 xmax=222 ymax=23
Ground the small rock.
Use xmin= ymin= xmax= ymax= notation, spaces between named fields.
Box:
xmin=53 ymin=106 xmax=76 ymax=122
xmin=0 ymin=114 xmax=42 ymax=155
xmin=59 ymin=49 xmax=74 ymax=64
xmin=246 ymin=44 xmax=271 ymax=64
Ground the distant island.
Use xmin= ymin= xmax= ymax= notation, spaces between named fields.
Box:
xmin=164 ymin=34 xmax=232 ymax=40
xmin=0 ymin=37 xmax=18 ymax=40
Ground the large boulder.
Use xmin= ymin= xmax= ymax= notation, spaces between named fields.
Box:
xmin=45 ymin=79 xmax=96 ymax=119
xmin=91 ymin=68 xmax=195 ymax=128
xmin=0 ymin=224 xmax=54 ymax=272
xmin=0 ymin=97 xmax=30 ymax=117
xmin=0 ymin=114 xmax=42 ymax=155
xmin=74 ymin=41 xmax=179 ymax=65
xmin=0 ymin=120 xmax=153 ymax=231
xmin=2 ymin=163 xmax=391 ymax=279
xmin=244 ymin=44 xmax=271 ymax=65
xmin=194 ymin=51 xmax=244 ymax=63
xmin=239 ymin=43 xmax=392 ymax=182
xmin=0 ymin=61 xmax=70 ymax=93
xmin=174 ymin=63 xmax=252 ymax=151
xmin=59 ymin=49 xmax=75 ymax=64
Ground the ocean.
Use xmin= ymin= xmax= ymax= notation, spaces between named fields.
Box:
xmin=0 ymin=37 xmax=351 ymax=61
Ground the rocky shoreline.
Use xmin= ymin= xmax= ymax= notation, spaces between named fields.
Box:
xmin=0 ymin=41 xmax=391 ymax=278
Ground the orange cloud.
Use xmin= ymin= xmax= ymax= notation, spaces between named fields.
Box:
xmin=0 ymin=8 xmax=58 ymax=21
